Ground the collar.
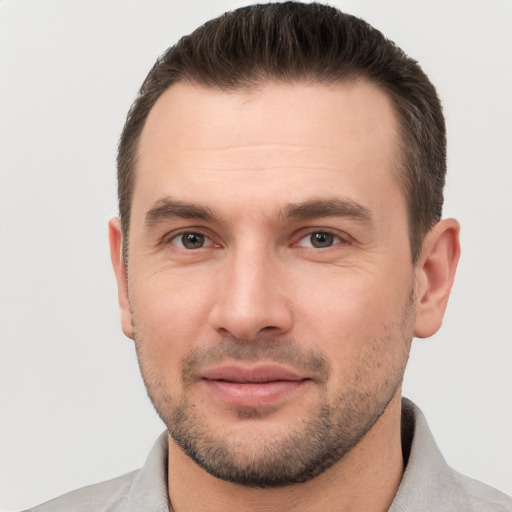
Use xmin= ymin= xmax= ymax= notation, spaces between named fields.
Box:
xmin=123 ymin=398 xmax=486 ymax=512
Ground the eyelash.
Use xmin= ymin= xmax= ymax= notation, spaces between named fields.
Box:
xmin=294 ymin=230 xmax=344 ymax=249
xmin=164 ymin=230 xmax=217 ymax=250
xmin=163 ymin=228 xmax=350 ymax=251
xmin=293 ymin=228 xmax=353 ymax=251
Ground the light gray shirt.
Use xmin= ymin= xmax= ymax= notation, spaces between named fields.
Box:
xmin=26 ymin=399 xmax=512 ymax=511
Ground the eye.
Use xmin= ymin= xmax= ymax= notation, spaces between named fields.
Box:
xmin=170 ymin=232 xmax=211 ymax=250
xmin=296 ymin=231 xmax=341 ymax=249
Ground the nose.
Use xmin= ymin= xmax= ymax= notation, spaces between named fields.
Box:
xmin=209 ymin=246 xmax=293 ymax=341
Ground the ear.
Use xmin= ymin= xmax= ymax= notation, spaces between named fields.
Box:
xmin=108 ymin=217 xmax=134 ymax=340
xmin=414 ymin=218 xmax=461 ymax=338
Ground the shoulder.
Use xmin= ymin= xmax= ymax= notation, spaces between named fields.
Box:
xmin=392 ymin=399 xmax=512 ymax=512
xmin=451 ymin=471 xmax=512 ymax=512
xmin=24 ymin=432 xmax=170 ymax=512
xmin=23 ymin=470 xmax=138 ymax=512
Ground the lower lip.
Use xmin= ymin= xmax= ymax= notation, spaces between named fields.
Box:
xmin=203 ymin=379 xmax=308 ymax=408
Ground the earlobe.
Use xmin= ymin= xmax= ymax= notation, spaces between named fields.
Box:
xmin=413 ymin=218 xmax=461 ymax=338
xmin=108 ymin=218 xmax=134 ymax=340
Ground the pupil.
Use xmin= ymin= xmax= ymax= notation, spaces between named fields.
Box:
xmin=312 ymin=232 xmax=333 ymax=248
xmin=183 ymin=233 xmax=204 ymax=249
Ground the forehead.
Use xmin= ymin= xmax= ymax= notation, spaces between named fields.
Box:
xmin=135 ymin=80 xmax=403 ymax=217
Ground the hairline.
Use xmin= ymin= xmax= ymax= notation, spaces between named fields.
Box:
xmin=121 ymin=76 xmax=424 ymax=264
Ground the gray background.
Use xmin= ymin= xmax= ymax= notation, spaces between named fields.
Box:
xmin=1 ymin=1 xmax=511 ymax=510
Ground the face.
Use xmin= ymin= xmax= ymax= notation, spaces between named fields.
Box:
xmin=120 ymin=81 xmax=417 ymax=486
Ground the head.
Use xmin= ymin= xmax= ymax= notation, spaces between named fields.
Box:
xmin=110 ymin=2 xmax=459 ymax=488
xmin=117 ymin=2 xmax=446 ymax=264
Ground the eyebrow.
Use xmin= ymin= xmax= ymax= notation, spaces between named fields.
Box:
xmin=145 ymin=198 xmax=216 ymax=226
xmin=281 ymin=198 xmax=373 ymax=222
xmin=144 ymin=196 xmax=372 ymax=226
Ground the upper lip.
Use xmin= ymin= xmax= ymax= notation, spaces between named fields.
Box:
xmin=201 ymin=364 xmax=306 ymax=383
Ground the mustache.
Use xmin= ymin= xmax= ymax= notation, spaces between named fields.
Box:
xmin=181 ymin=337 xmax=329 ymax=385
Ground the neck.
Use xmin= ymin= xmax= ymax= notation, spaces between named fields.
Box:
xmin=167 ymin=394 xmax=404 ymax=512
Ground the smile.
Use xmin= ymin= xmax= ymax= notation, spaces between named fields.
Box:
xmin=201 ymin=364 xmax=310 ymax=408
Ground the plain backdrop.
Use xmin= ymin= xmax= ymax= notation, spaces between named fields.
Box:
xmin=1 ymin=1 xmax=511 ymax=510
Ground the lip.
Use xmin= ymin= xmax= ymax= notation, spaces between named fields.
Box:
xmin=202 ymin=364 xmax=304 ymax=383
xmin=201 ymin=364 xmax=309 ymax=408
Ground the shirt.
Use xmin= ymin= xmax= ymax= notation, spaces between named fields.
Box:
xmin=25 ymin=398 xmax=512 ymax=511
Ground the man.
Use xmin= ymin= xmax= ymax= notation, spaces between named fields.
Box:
xmin=25 ymin=2 xmax=511 ymax=511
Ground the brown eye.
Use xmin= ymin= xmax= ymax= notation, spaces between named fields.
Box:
xmin=310 ymin=232 xmax=335 ymax=248
xmin=297 ymin=231 xmax=340 ymax=248
xmin=171 ymin=232 xmax=207 ymax=249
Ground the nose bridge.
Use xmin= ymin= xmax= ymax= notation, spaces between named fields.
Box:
xmin=210 ymin=238 xmax=292 ymax=339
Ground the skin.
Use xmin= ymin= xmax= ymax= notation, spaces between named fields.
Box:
xmin=110 ymin=81 xmax=460 ymax=512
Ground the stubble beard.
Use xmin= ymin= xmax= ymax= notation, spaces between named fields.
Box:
xmin=133 ymin=291 xmax=415 ymax=488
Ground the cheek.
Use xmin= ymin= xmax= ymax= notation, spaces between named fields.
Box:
xmin=130 ymin=274 xmax=217 ymax=401
xmin=129 ymin=268 xmax=216 ymax=357
xmin=293 ymin=266 xmax=414 ymax=365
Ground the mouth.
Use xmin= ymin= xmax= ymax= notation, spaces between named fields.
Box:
xmin=200 ymin=364 xmax=310 ymax=408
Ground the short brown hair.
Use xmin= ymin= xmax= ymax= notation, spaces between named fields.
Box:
xmin=117 ymin=2 xmax=446 ymax=262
